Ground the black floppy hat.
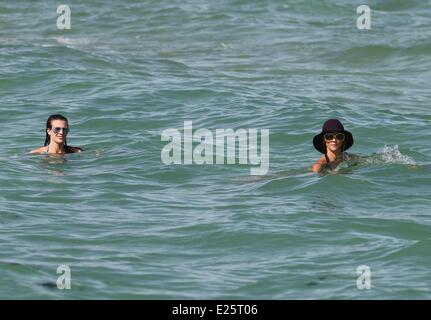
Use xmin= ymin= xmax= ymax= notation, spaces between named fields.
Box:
xmin=313 ymin=119 xmax=354 ymax=154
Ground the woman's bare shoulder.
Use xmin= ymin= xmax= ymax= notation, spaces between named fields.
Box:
xmin=311 ymin=156 xmax=327 ymax=172
xmin=29 ymin=146 xmax=48 ymax=154
xmin=314 ymin=155 xmax=327 ymax=165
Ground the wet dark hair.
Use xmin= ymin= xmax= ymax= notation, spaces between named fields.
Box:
xmin=44 ymin=114 xmax=75 ymax=153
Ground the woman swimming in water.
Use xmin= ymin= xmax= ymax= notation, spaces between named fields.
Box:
xmin=311 ymin=119 xmax=354 ymax=173
xmin=30 ymin=114 xmax=82 ymax=154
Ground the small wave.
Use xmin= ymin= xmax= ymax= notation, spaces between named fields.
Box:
xmin=367 ymin=145 xmax=416 ymax=165
xmin=328 ymin=42 xmax=431 ymax=66
xmin=326 ymin=45 xmax=399 ymax=66
xmin=373 ymin=0 xmax=425 ymax=11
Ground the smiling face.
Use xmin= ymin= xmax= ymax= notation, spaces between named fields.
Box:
xmin=47 ymin=119 xmax=69 ymax=145
xmin=324 ymin=132 xmax=345 ymax=153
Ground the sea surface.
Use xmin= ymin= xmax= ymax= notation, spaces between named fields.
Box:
xmin=0 ymin=0 xmax=430 ymax=299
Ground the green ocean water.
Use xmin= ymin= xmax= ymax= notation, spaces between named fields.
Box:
xmin=1 ymin=0 xmax=430 ymax=299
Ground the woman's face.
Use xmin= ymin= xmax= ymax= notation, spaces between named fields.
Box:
xmin=47 ymin=120 xmax=69 ymax=144
xmin=324 ymin=132 xmax=344 ymax=153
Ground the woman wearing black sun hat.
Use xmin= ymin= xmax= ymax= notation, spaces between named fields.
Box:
xmin=311 ymin=119 xmax=354 ymax=173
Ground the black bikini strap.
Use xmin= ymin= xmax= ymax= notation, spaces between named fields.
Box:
xmin=325 ymin=153 xmax=330 ymax=163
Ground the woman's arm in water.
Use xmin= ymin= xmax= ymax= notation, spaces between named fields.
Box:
xmin=69 ymin=146 xmax=83 ymax=153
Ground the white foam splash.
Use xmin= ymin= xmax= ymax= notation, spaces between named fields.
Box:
xmin=371 ymin=145 xmax=416 ymax=165
xmin=55 ymin=36 xmax=91 ymax=47
xmin=219 ymin=42 xmax=234 ymax=49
